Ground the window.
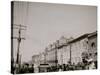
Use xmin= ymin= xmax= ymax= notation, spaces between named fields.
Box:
xmin=89 ymin=53 xmax=92 ymax=57
xmin=91 ymin=42 xmax=95 ymax=48
xmin=95 ymin=52 xmax=97 ymax=56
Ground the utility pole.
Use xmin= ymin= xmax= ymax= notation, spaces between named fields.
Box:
xmin=11 ymin=1 xmax=14 ymax=74
xmin=19 ymin=54 xmax=22 ymax=69
xmin=11 ymin=1 xmax=29 ymax=74
xmin=11 ymin=24 xmax=26 ymax=73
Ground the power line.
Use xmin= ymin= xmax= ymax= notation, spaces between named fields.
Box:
xmin=13 ymin=24 xmax=27 ymax=27
xmin=12 ymin=24 xmax=26 ymax=72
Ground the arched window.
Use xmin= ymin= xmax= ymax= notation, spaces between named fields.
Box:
xmin=86 ymin=41 xmax=88 ymax=44
xmin=95 ymin=52 xmax=97 ymax=56
xmin=91 ymin=42 xmax=95 ymax=49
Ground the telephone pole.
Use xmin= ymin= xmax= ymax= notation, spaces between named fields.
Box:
xmin=11 ymin=2 xmax=14 ymax=74
xmin=11 ymin=24 xmax=26 ymax=73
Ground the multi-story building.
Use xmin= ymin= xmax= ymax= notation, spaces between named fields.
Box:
xmin=32 ymin=31 xmax=97 ymax=69
xmin=57 ymin=31 xmax=97 ymax=65
xmin=57 ymin=36 xmax=70 ymax=65
xmin=57 ymin=43 xmax=71 ymax=65
xmin=45 ymin=43 xmax=57 ymax=66
xmin=68 ymin=34 xmax=89 ymax=65
xmin=88 ymin=31 xmax=97 ymax=62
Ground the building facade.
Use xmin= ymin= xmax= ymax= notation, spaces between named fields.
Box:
xmin=68 ymin=34 xmax=89 ymax=65
xmin=45 ymin=46 xmax=57 ymax=66
xmin=88 ymin=31 xmax=97 ymax=62
xmin=57 ymin=37 xmax=73 ymax=65
xmin=32 ymin=31 xmax=97 ymax=69
xmin=57 ymin=31 xmax=97 ymax=65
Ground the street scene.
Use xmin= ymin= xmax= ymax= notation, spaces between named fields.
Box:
xmin=11 ymin=1 xmax=97 ymax=74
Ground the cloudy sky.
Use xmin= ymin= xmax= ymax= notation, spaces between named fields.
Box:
xmin=13 ymin=1 xmax=97 ymax=62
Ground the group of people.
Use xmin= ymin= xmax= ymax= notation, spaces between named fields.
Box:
xmin=13 ymin=63 xmax=34 ymax=74
xmin=82 ymin=52 xmax=97 ymax=70
xmin=13 ymin=52 xmax=97 ymax=74
xmin=45 ymin=57 xmax=97 ymax=72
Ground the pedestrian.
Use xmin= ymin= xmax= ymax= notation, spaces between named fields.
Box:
xmin=88 ymin=58 xmax=96 ymax=69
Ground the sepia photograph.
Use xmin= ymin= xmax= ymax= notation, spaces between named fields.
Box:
xmin=11 ymin=1 xmax=97 ymax=74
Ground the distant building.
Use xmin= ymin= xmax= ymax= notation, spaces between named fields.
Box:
xmin=39 ymin=52 xmax=45 ymax=64
xmin=46 ymin=44 xmax=57 ymax=66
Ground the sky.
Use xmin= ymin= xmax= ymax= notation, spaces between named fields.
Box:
xmin=13 ymin=1 xmax=97 ymax=63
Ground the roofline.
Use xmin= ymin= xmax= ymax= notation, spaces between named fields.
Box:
xmin=68 ymin=34 xmax=88 ymax=43
xmin=88 ymin=31 xmax=97 ymax=38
